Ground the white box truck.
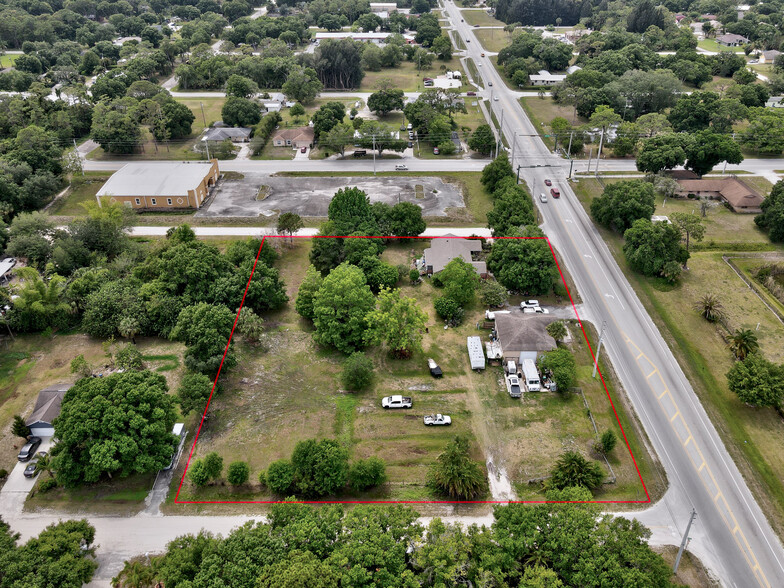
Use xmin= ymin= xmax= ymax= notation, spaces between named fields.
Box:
xmin=522 ymin=359 xmax=541 ymax=392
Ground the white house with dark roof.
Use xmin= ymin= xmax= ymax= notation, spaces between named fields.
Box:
xmin=26 ymin=384 xmax=70 ymax=437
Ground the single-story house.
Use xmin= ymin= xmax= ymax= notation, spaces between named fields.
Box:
xmin=263 ymin=102 xmax=282 ymax=112
xmin=494 ymin=314 xmax=557 ymax=360
xmin=765 ymin=96 xmax=784 ymax=108
xmin=272 ymin=126 xmax=315 ymax=148
xmin=675 ymin=177 xmax=764 ymax=213
xmin=759 ymin=50 xmax=781 ymax=64
xmin=419 ymin=234 xmax=487 ymax=277
xmin=26 ymin=384 xmax=70 ymax=437
xmin=529 ymin=70 xmax=567 ymax=86
xmin=314 ymin=32 xmax=415 ymax=44
xmin=202 ymin=127 xmax=252 ymax=142
xmin=717 ymin=33 xmax=749 ymax=46
xmin=96 ymin=160 xmax=219 ymax=210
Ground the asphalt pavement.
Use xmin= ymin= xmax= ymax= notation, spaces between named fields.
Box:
xmin=443 ymin=1 xmax=784 ymax=585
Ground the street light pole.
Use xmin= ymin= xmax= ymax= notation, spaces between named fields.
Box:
xmin=674 ymin=509 xmax=697 ymax=575
xmin=592 ymin=321 xmax=607 ymax=378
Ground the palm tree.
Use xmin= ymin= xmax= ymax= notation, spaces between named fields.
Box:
xmin=694 ymin=294 xmax=725 ymax=323
xmin=729 ymin=329 xmax=759 ymax=360
xmin=34 ymin=454 xmax=53 ymax=478
xmin=548 ymin=451 xmax=604 ymax=491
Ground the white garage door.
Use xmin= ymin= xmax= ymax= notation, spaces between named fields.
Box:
xmin=30 ymin=426 xmax=54 ymax=437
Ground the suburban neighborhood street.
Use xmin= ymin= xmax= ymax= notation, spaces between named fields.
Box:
xmin=442 ymin=1 xmax=784 ymax=586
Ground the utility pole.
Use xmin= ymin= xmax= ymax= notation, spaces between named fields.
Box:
xmin=516 ymin=164 xmax=521 ymax=184
xmin=586 ymin=146 xmax=593 ymax=174
xmin=566 ymin=131 xmax=574 ymax=179
xmin=496 ymin=109 xmax=504 ymax=156
xmin=510 ymin=132 xmax=517 ymax=162
xmin=372 ymin=134 xmax=376 ymax=176
xmin=592 ymin=321 xmax=607 ymax=378
xmin=594 ymin=127 xmax=605 ymax=177
xmin=200 ymin=102 xmax=206 ymax=128
xmin=72 ymin=138 xmax=84 ymax=176
xmin=674 ymin=509 xmax=697 ymax=575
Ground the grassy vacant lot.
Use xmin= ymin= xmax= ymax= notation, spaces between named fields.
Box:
xmin=171 ymin=238 xmax=657 ymax=513
xmin=464 ymin=57 xmax=483 ymax=88
xmin=461 ymin=8 xmax=505 ymax=27
xmin=360 ymin=58 xmax=469 ymax=93
xmin=571 ymin=178 xmax=784 ymax=537
xmin=87 ymin=128 xmax=207 ymax=162
xmin=276 ymin=170 xmax=492 ymax=226
xmin=520 ymin=97 xmax=585 ymax=152
xmin=48 ymin=175 xmax=109 ymax=216
xmin=174 ymin=97 xmax=226 ymax=130
xmin=0 ymin=54 xmax=19 ymax=68
xmin=475 ymin=28 xmax=512 ymax=53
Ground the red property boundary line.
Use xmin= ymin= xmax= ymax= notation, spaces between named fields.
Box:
xmin=174 ymin=235 xmax=650 ymax=505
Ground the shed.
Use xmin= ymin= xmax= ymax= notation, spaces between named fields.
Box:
xmin=467 ymin=336 xmax=486 ymax=370
xmin=26 ymin=384 xmax=70 ymax=437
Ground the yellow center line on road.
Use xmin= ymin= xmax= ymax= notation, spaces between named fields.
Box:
xmin=547 ymin=200 xmax=770 ymax=586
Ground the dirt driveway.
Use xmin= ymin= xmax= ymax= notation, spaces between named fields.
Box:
xmin=196 ymin=174 xmax=465 ymax=218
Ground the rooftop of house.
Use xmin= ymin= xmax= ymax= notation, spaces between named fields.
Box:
xmin=717 ymin=33 xmax=750 ymax=43
xmin=96 ymin=162 xmax=216 ymax=198
xmin=676 ymin=178 xmax=764 ymax=209
xmin=273 ymin=126 xmax=315 ymax=141
xmin=494 ymin=314 xmax=558 ymax=353
xmin=203 ymin=127 xmax=252 ymax=141
xmin=26 ymin=384 xmax=70 ymax=427
xmin=422 ymin=235 xmax=484 ymax=274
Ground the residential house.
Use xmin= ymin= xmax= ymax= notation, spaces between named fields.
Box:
xmin=272 ymin=126 xmax=315 ymax=148
xmin=26 ymin=384 xmax=70 ymax=437
xmin=717 ymin=33 xmax=749 ymax=46
xmin=419 ymin=235 xmax=487 ymax=277
xmin=759 ymin=50 xmax=781 ymax=64
xmin=113 ymin=36 xmax=142 ymax=46
xmin=96 ymin=160 xmax=219 ymax=210
xmin=675 ymin=177 xmax=764 ymax=213
xmin=202 ymin=127 xmax=252 ymax=143
xmin=493 ymin=314 xmax=557 ymax=360
xmin=765 ymin=96 xmax=784 ymax=108
xmin=529 ymin=70 xmax=567 ymax=86
xmin=314 ymin=32 xmax=415 ymax=45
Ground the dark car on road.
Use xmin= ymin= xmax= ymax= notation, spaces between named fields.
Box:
xmin=17 ymin=437 xmax=41 ymax=462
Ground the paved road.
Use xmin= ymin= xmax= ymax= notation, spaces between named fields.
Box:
xmin=444 ymin=1 xmax=784 ymax=586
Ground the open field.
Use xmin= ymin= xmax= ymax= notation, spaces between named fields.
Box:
xmin=520 ymin=97 xmax=585 ymax=152
xmin=170 ymin=238 xmax=658 ymax=512
xmin=48 ymin=176 xmax=109 ymax=216
xmin=0 ymin=54 xmax=19 ymax=68
xmin=360 ymin=58 xmax=468 ymax=93
xmin=475 ymin=28 xmax=512 ymax=53
xmin=571 ymin=178 xmax=784 ymax=537
xmin=461 ymin=9 xmax=505 ymax=27
xmin=464 ymin=57 xmax=483 ymax=88
xmin=86 ymin=128 xmax=209 ymax=162
xmin=174 ymin=97 xmax=226 ymax=130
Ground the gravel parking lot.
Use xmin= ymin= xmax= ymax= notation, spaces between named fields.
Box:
xmin=196 ymin=174 xmax=465 ymax=217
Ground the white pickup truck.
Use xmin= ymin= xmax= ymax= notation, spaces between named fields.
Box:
xmin=423 ymin=414 xmax=452 ymax=426
xmin=382 ymin=395 xmax=413 ymax=409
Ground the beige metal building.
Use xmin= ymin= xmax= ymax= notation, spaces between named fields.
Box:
xmin=96 ymin=160 xmax=219 ymax=210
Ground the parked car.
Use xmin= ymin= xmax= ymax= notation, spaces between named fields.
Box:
xmin=521 ymin=300 xmax=540 ymax=309
xmin=506 ymin=374 xmax=522 ymax=398
xmin=300 ymin=146 xmax=306 ymax=153
xmin=395 ymin=164 xmax=409 ymax=171
xmin=544 ymin=179 xmax=552 ymax=186
xmin=433 ymin=147 xmax=440 ymax=155
xmin=382 ymin=395 xmax=413 ymax=409
xmin=539 ymin=192 xmax=548 ymax=203
xmin=533 ymin=306 xmax=549 ymax=314
xmin=428 ymin=358 xmax=443 ymax=378
xmin=408 ymin=141 xmax=414 ymax=147
xmin=17 ymin=437 xmax=42 ymax=462
xmin=23 ymin=462 xmax=39 ymax=478
xmin=424 ymin=414 xmax=452 ymax=426
xmin=550 ymin=188 xmax=561 ymax=198
xmin=467 ymin=91 xmax=476 ymax=96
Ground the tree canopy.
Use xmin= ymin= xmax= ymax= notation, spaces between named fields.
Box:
xmin=590 ymin=180 xmax=655 ymax=232
xmin=487 ymin=227 xmax=556 ymax=294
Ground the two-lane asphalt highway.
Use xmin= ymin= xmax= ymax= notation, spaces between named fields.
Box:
xmin=442 ymin=1 xmax=784 ymax=585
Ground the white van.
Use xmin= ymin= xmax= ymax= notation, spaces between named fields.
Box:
xmin=522 ymin=359 xmax=541 ymax=392
xmin=539 ymin=192 xmax=548 ymax=203
xmin=395 ymin=164 xmax=408 ymax=171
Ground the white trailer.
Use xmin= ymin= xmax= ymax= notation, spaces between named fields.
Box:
xmin=522 ymin=358 xmax=541 ymax=392
xmin=467 ymin=336 xmax=486 ymax=370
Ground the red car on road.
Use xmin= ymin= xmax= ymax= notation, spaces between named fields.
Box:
xmin=550 ymin=188 xmax=560 ymax=198
xmin=544 ymin=179 xmax=552 ymax=186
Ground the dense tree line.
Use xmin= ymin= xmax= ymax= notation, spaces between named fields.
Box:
xmin=111 ymin=498 xmax=676 ymax=588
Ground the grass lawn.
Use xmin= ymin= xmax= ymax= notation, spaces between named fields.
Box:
xmin=173 ymin=97 xmax=226 ymax=130
xmin=169 ymin=238 xmax=657 ymax=513
xmin=87 ymin=128 xmax=208 ymax=162
xmin=276 ymin=170 xmax=492 ymax=226
xmin=465 ymin=57 xmax=483 ymax=88
xmin=697 ymin=39 xmax=746 ymax=53
xmin=475 ymin=28 xmax=512 ymax=53
xmin=571 ymin=178 xmax=784 ymax=537
xmin=0 ymin=54 xmax=19 ymax=67
xmin=461 ymin=8 xmax=505 ymax=27
xmin=48 ymin=176 xmax=109 ymax=216
xmin=26 ymin=473 xmax=155 ymax=516
xmin=520 ymin=97 xmax=585 ymax=152
xmin=360 ymin=59 xmax=469 ymax=93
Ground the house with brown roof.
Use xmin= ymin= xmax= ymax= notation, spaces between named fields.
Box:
xmin=494 ymin=314 xmax=557 ymax=360
xmin=675 ymin=177 xmax=764 ymax=213
xmin=272 ymin=127 xmax=315 ymax=148
xmin=26 ymin=384 xmax=70 ymax=437
xmin=419 ymin=234 xmax=487 ymax=277
xmin=759 ymin=49 xmax=782 ymax=64
xmin=717 ymin=33 xmax=749 ymax=46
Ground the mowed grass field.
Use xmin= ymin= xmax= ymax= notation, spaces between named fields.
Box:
xmin=360 ymin=58 xmax=470 ymax=93
xmin=461 ymin=9 xmax=505 ymax=27
xmin=475 ymin=28 xmax=512 ymax=53
xmin=171 ymin=238 xmax=659 ymax=511
xmin=520 ymin=97 xmax=587 ymax=152
xmin=571 ymin=177 xmax=784 ymax=536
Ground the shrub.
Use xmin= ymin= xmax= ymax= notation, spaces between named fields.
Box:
xmin=291 ymin=439 xmax=349 ymax=497
xmin=115 ymin=343 xmax=143 ymax=370
xmin=226 ymin=461 xmax=250 ymax=486
xmin=428 ymin=435 xmax=487 ymax=500
xmin=266 ymin=459 xmax=294 ymax=494
xmin=540 ymin=348 xmax=577 ymax=391
xmin=258 ymin=470 xmax=267 ymax=487
xmin=434 ymin=296 xmax=460 ymax=320
xmin=595 ymin=430 xmax=617 ymax=455
xmin=0 ymin=469 xmax=7 ymax=479
xmin=480 ymin=280 xmax=507 ymax=307
xmin=38 ymin=478 xmax=58 ymax=493
xmin=188 ymin=459 xmax=211 ymax=487
xmin=437 ymin=140 xmax=456 ymax=155
xmin=409 ymin=268 xmax=420 ymax=284
xmin=549 ymin=451 xmax=604 ymax=491
xmin=341 ymin=352 xmax=374 ymax=391
xmin=348 ymin=457 xmax=387 ymax=492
